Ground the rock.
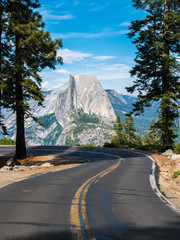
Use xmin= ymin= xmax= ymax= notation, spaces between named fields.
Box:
xmin=6 ymin=157 xmax=16 ymax=166
xmin=0 ymin=166 xmax=13 ymax=171
xmin=13 ymin=165 xmax=24 ymax=171
xmin=172 ymin=154 xmax=180 ymax=160
xmin=6 ymin=157 xmax=21 ymax=166
xmin=41 ymin=163 xmax=54 ymax=167
xmin=55 ymin=73 xmax=116 ymax=126
xmin=162 ymin=149 xmax=173 ymax=156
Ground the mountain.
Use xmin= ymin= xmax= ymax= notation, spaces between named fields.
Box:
xmin=106 ymin=89 xmax=157 ymax=136
xmin=1 ymin=74 xmax=116 ymax=146
xmin=2 ymin=73 xmax=179 ymax=145
xmin=55 ymin=74 xmax=116 ymax=126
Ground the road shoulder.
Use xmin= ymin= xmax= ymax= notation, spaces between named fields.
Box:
xmin=0 ymin=155 xmax=85 ymax=188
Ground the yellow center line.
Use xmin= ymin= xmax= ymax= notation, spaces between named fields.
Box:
xmin=70 ymin=158 xmax=122 ymax=240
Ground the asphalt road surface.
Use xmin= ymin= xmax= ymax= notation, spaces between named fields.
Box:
xmin=0 ymin=146 xmax=179 ymax=240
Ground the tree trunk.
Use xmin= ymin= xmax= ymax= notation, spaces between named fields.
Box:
xmin=161 ymin=0 xmax=171 ymax=151
xmin=15 ymin=103 xmax=26 ymax=159
xmin=15 ymin=34 xmax=26 ymax=158
xmin=0 ymin=1 xmax=3 ymax=126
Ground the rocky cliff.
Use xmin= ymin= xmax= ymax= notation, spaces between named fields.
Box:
xmin=55 ymin=73 xmax=116 ymax=126
xmin=1 ymin=73 xmax=116 ymax=146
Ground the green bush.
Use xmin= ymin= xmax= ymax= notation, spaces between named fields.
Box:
xmin=174 ymin=142 xmax=180 ymax=154
xmin=0 ymin=138 xmax=15 ymax=145
xmin=172 ymin=170 xmax=180 ymax=178
xmin=81 ymin=143 xmax=97 ymax=147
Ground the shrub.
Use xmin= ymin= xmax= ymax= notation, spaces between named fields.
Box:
xmin=172 ymin=170 xmax=180 ymax=178
xmin=0 ymin=138 xmax=15 ymax=145
xmin=174 ymin=143 xmax=180 ymax=154
xmin=81 ymin=143 xmax=97 ymax=147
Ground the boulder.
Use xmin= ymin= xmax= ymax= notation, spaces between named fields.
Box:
xmin=0 ymin=166 xmax=13 ymax=171
xmin=162 ymin=149 xmax=173 ymax=156
xmin=6 ymin=157 xmax=21 ymax=166
xmin=172 ymin=154 xmax=180 ymax=160
xmin=41 ymin=163 xmax=54 ymax=167
xmin=13 ymin=165 xmax=24 ymax=171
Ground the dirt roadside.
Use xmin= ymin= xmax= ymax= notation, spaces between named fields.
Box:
xmin=152 ymin=153 xmax=180 ymax=208
xmin=0 ymin=155 xmax=85 ymax=187
xmin=0 ymin=152 xmax=179 ymax=209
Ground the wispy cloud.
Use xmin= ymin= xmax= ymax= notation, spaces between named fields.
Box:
xmin=57 ymin=49 xmax=93 ymax=64
xmin=52 ymin=29 xmax=128 ymax=39
xmin=92 ymin=56 xmax=118 ymax=61
xmin=55 ymin=2 xmax=66 ymax=8
xmin=96 ymin=64 xmax=131 ymax=80
xmin=57 ymin=48 xmax=119 ymax=64
xmin=102 ymin=64 xmax=131 ymax=72
xmin=41 ymin=81 xmax=49 ymax=88
xmin=41 ymin=10 xmax=74 ymax=21
xmin=52 ymin=83 xmax=63 ymax=89
xmin=90 ymin=2 xmax=110 ymax=12
xmin=119 ymin=22 xmax=131 ymax=27
xmin=54 ymin=69 xmax=71 ymax=74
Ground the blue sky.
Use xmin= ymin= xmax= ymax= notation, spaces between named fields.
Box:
xmin=39 ymin=0 xmax=145 ymax=95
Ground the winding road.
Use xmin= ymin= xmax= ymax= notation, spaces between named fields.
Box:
xmin=0 ymin=146 xmax=179 ymax=240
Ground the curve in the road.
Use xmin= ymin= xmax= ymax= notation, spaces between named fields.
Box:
xmin=0 ymin=146 xmax=180 ymax=240
xmin=70 ymin=158 xmax=122 ymax=240
xmin=133 ymin=151 xmax=180 ymax=214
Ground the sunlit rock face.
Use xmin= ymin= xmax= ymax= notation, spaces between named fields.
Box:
xmin=55 ymin=73 xmax=116 ymax=126
xmin=1 ymin=73 xmax=116 ymax=146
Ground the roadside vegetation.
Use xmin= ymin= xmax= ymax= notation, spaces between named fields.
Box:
xmin=0 ymin=138 xmax=14 ymax=145
xmin=104 ymin=114 xmax=180 ymax=153
xmin=172 ymin=171 xmax=180 ymax=178
xmin=126 ymin=0 xmax=180 ymax=151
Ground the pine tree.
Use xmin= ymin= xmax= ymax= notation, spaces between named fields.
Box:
xmin=0 ymin=0 xmax=10 ymax=135
xmin=111 ymin=114 xmax=125 ymax=146
xmin=144 ymin=117 xmax=161 ymax=147
xmin=2 ymin=0 xmax=63 ymax=158
xmin=127 ymin=0 xmax=180 ymax=150
xmin=124 ymin=115 xmax=138 ymax=147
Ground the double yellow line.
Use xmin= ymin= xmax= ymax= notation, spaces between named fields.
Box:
xmin=70 ymin=159 xmax=122 ymax=240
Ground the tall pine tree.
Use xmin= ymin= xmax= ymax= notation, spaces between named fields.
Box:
xmin=0 ymin=0 xmax=10 ymax=135
xmin=111 ymin=114 xmax=125 ymax=146
xmin=2 ymin=0 xmax=63 ymax=158
xmin=124 ymin=115 xmax=138 ymax=147
xmin=144 ymin=117 xmax=161 ymax=147
xmin=127 ymin=0 xmax=180 ymax=150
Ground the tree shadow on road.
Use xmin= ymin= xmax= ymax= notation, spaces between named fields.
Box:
xmin=1 ymin=219 xmax=180 ymax=240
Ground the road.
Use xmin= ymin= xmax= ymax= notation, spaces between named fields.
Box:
xmin=0 ymin=146 xmax=179 ymax=240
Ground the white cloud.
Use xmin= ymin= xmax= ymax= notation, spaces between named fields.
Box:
xmin=52 ymin=29 xmax=128 ymax=39
xmin=55 ymin=2 xmax=66 ymax=8
xmin=102 ymin=64 xmax=131 ymax=72
xmin=92 ymin=56 xmax=117 ymax=61
xmin=52 ymin=83 xmax=63 ymax=89
xmin=41 ymin=81 xmax=49 ymax=88
xmin=57 ymin=48 xmax=93 ymax=64
xmin=41 ymin=10 xmax=74 ymax=20
xmin=119 ymin=22 xmax=131 ymax=27
xmin=93 ymin=63 xmax=131 ymax=80
xmin=54 ymin=69 xmax=71 ymax=74
xmin=90 ymin=2 xmax=110 ymax=12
